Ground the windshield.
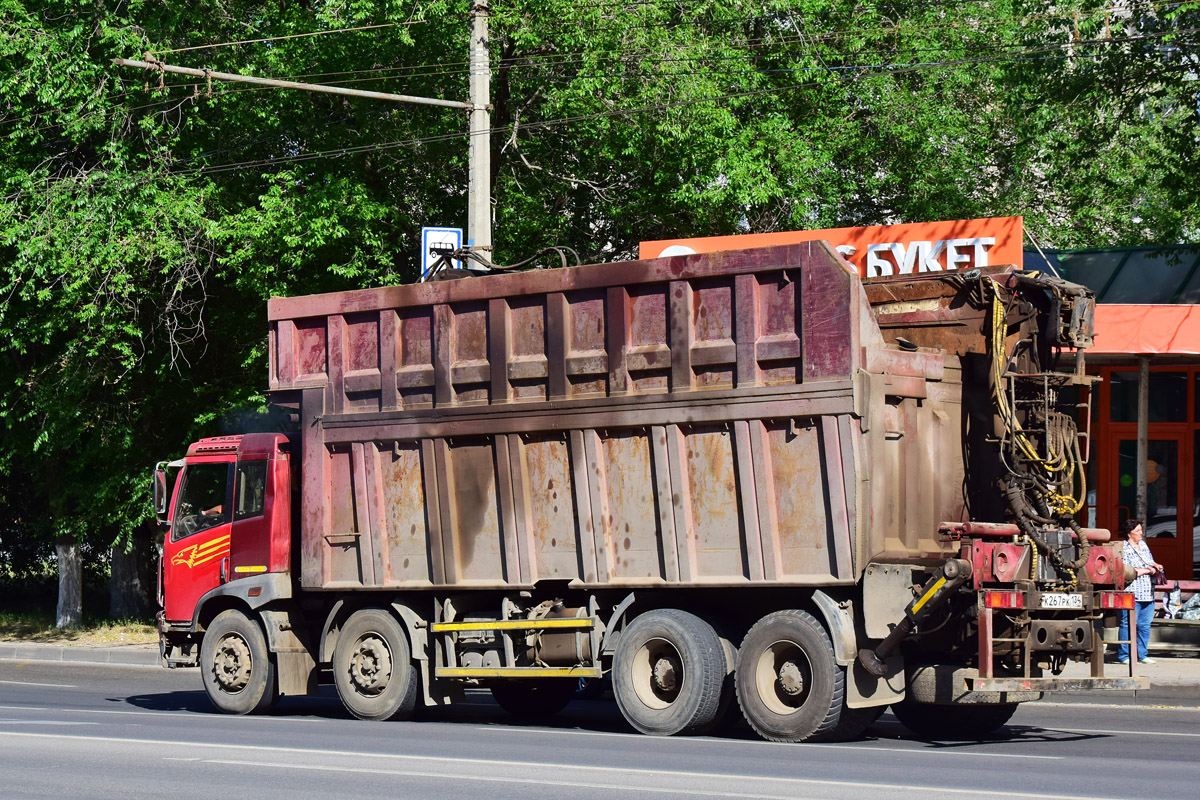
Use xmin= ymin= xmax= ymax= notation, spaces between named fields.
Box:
xmin=173 ymin=462 xmax=231 ymax=540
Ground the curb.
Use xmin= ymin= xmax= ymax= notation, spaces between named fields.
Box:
xmin=0 ymin=643 xmax=161 ymax=667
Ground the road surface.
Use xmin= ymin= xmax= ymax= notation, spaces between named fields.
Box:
xmin=0 ymin=659 xmax=1195 ymax=800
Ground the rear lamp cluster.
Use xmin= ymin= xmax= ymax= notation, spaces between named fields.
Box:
xmin=983 ymin=591 xmax=1024 ymax=609
xmin=1098 ymin=592 xmax=1135 ymax=610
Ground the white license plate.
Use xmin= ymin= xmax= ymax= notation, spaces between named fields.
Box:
xmin=1040 ymin=593 xmax=1084 ymax=609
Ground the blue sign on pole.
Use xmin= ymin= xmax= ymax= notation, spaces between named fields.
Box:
xmin=420 ymin=226 xmax=463 ymax=282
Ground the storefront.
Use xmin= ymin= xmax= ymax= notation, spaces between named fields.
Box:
xmin=641 ymin=221 xmax=1200 ymax=578
xmin=1079 ymin=306 xmax=1200 ymax=580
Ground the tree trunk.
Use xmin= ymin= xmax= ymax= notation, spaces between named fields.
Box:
xmin=55 ymin=535 xmax=82 ymax=629
xmin=109 ymin=528 xmax=154 ymax=620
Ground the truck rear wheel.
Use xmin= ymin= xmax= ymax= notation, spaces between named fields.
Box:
xmin=612 ymin=609 xmax=726 ymax=736
xmin=490 ymin=679 xmax=577 ymax=718
xmin=332 ymin=608 xmax=419 ymax=722
xmin=200 ymin=609 xmax=278 ymax=715
xmin=891 ymin=700 xmax=1018 ymax=739
xmin=735 ymin=610 xmax=842 ymax=742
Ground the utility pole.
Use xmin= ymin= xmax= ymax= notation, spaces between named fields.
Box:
xmin=468 ymin=1 xmax=492 ymax=255
xmin=114 ymin=3 xmax=494 ymax=256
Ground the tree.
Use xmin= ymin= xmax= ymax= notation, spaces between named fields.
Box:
xmin=1 ymin=0 xmax=1196 ymax=625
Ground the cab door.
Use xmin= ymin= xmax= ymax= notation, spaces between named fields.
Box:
xmin=163 ymin=460 xmax=233 ymax=622
xmin=229 ymin=457 xmax=272 ymax=577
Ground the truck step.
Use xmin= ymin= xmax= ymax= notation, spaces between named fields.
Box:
xmin=431 ymin=618 xmax=593 ymax=633
xmin=435 ymin=666 xmax=602 ymax=679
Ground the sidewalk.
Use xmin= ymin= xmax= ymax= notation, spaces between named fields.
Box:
xmin=0 ymin=641 xmax=160 ymax=667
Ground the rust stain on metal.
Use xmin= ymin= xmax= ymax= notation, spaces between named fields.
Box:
xmin=270 ymin=244 xmax=1030 ymax=591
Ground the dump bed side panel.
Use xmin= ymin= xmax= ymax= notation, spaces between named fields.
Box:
xmin=269 ymin=243 xmax=934 ymax=590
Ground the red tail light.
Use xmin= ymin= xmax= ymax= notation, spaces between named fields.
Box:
xmin=984 ymin=590 xmax=1025 ymax=609
xmin=1099 ymin=591 xmax=1135 ymax=610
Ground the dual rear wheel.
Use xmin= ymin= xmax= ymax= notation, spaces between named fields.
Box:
xmin=609 ymin=607 xmax=872 ymax=742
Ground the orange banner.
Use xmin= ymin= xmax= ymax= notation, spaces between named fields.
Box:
xmin=640 ymin=217 xmax=1024 ymax=278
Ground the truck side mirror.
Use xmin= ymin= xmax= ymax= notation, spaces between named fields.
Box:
xmin=153 ymin=464 xmax=170 ymax=522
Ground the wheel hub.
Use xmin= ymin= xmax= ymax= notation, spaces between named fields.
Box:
xmin=213 ymin=634 xmax=252 ymax=694
xmin=632 ymin=637 xmax=685 ymax=710
xmin=777 ymin=660 xmax=805 ymax=696
xmin=652 ymin=656 xmax=679 ymax=693
xmin=755 ymin=640 xmax=811 ymax=716
xmin=349 ymin=635 xmax=393 ymax=695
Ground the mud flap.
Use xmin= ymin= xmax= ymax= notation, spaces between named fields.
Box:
xmin=259 ymin=608 xmax=317 ymax=697
xmin=847 ymin=654 xmax=905 ymax=709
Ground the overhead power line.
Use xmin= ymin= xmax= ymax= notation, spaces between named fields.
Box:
xmin=172 ymin=30 xmax=1195 ymax=179
xmin=149 ymin=20 xmax=432 ymax=55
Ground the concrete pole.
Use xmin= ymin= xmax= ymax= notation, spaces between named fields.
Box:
xmin=1136 ymin=356 xmax=1149 ymax=523
xmin=468 ymin=1 xmax=492 ymax=255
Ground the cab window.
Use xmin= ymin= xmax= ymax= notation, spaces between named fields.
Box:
xmin=172 ymin=463 xmax=231 ymax=540
xmin=234 ymin=461 xmax=267 ymax=521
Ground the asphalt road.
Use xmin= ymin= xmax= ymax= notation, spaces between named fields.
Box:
xmin=0 ymin=660 xmax=1196 ymax=800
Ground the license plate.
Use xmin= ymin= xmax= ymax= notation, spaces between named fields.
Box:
xmin=1040 ymin=593 xmax=1083 ymax=609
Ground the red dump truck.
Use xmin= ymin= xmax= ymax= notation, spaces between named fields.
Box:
xmin=153 ymin=242 xmax=1144 ymax=742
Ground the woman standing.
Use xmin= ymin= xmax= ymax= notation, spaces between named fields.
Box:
xmin=1117 ymin=519 xmax=1164 ymax=664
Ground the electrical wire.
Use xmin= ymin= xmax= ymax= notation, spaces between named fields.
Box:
xmin=161 ymin=30 xmax=1195 ymax=178
xmin=7 ymin=7 xmax=1187 ymax=138
xmin=148 ymin=20 xmax=433 ymax=56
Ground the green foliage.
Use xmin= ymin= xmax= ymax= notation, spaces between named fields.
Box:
xmin=0 ymin=0 xmax=1197 ymax=609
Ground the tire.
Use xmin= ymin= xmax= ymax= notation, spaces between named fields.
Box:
xmin=491 ymin=679 xmax=577 ymax=718
xmin=332 ymin=608 xmax=419 ymax=721
xmin=612 ymin=609 xmax=726 ymax=736
xmin=891 ymin=700 xmax=1019 ymax=739
xmin=735 ymin=610 xmax=843 ymax=743
xmin=826 ymin=703 xmax=887 ymax=741
xmin=708 ymin=634 xmax=743 ymax=735
xmin=200 ymin=609 xmax=278 ymax=715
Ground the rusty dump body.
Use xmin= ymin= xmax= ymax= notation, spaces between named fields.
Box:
xmin=268 ymin=242 xmax=964 ymax=591
xmin=159 ymin=241 xmax=1138 ymax=741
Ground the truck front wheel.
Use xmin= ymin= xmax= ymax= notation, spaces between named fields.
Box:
xmin=612 ymin=609 xmax=726 ymax=736
xmin=735 ymin=610 xmax=842 ymax=742
xmin=200 ymin=609 xmax=278 ymax=715
xmin=332 ymin=608 xmax=419 ymax=722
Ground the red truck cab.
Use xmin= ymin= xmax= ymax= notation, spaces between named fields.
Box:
xmin=158 ymin=434 xmax=293 ymax=626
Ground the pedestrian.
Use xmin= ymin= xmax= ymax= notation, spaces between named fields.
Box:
xmin=1116 ymin=518 xmax=1163 ymax=665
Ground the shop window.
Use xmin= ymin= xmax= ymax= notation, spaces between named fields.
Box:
xmin=1117 ymin=439 xmax=1178 ymax=536
xmin=1109 ymin=371 xmax=1188 ymax=422
xmin=1194 ymin=431 xmax=1200 ymax=578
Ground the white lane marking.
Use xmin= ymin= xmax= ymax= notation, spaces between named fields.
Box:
xmin=0 ymin=704 xmax=1060 ymax=759
xmin=0 ymin=705 xmax=175 ymax=718
xmin=0 ymin=704 xmax=321 ymax=722
xmin=462 ymin=723 xmax=1063 ymax=758
xmin=0 ymin=720 xmax=98 ymax=726
xmin=0 ymin=730 xmax=1100 ymax=800
xmin=202 ymin=757 xmax=1109 ymax=800
xmin=0 ymin=680 xmax=77 ymax=688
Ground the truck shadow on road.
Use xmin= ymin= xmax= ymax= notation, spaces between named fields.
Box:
xmin=118 ymin=690 xmax=1106 ymax=748
xmin=866 ymin=716 xmax=1105 ymax=748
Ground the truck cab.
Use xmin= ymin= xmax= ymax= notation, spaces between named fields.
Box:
xmin=155 ymin=434 xmax=293 ymax=661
